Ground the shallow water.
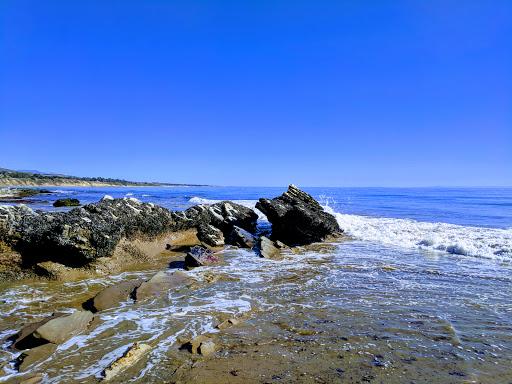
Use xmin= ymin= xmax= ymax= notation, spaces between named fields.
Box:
xmin=0 ymin=186 xmax=511 ymax=382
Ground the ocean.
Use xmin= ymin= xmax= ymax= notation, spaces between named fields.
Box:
xmin=0 ymin=186 xmax=511 ymax=382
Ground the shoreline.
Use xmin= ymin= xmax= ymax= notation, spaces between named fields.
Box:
xmin=0 ymin=180 xmax=208 ymax=188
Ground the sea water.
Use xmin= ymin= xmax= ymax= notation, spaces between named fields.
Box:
xmin=0 ymin=186 xmax=511 ymax=382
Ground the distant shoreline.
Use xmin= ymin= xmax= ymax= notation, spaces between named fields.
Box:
xmin=0 ymin=179 xmax=208 ymax=188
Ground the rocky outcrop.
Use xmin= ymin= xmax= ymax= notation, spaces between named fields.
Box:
xmin=53 ymin=198 xmax=80 ymax=207
xmin=256 ymin=185 xmax=342 ymax=245
xmin=0 ymin=197 xmax=258 ymax=277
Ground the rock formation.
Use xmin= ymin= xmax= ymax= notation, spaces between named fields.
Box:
xmin=256 ymin=185 xmax=342 ymax=245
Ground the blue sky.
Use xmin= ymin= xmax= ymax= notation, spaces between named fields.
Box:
xmin=0 ymin=1 xmax=510 ymax=186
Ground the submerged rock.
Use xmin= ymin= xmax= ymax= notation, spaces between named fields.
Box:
xmin=185 ymin=246 xmax=220 ymax=269
xmin=255 ymin=185 xmax=342 ymax=245
xmin=102 ymin=342 xmax=151 ymax=381
xmin=135 ymin=270 xmax=194 ymax=301
xmin=53 ymin=198 xmax=80 ymax=207
xmin=9 ymin=313 xmax=65 ymax=350
xmin=33 ymin=310 xmax=94 ymax=344
xmin=84 ymin=279 xmax=143 ymax=312
xmin=16 ymin=343 xmax=57 ymax=372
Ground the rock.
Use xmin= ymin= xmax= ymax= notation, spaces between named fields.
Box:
xmin=165 ymin=228 xmax=202 ymax=252
xmin=183 ymin=201 xmax=258 ymax=235
xmin=33 ymin=310 xmax=94 ymax=344
xmin=34 ymin=261 xmax=90 ymax=281
xmin=184 ymin=246 xmax=220 ymax=269
xmin=84 ymin=280 xmax=143 ymax=312
xmin=9 ymin=313 xmax=65 ymax=350
xmin=101 ymin=342 xmax=151 ymax=381
xmin=198 ymin=341 xmax=216 ymax=356
xmin=227 ymin=226 xmax=256 ymax=248
xmin=216 ymin=318 xmax=241 ymax=330
xmin=196 ymin=224 xmax=225 ymax=247
xmin=182 ymin=335 xmax=215 ymax=355
xmin=0 ymin=197 xmax=257 ymax=277
xmin=135 ymin=271 xmax=194 ymax=301
xmin=19 ymin=374 xmax=44 ymax=384
xmin=259 ymin=236 xmax=285 ymax=260
xmin=16 ymin=343 xmax=57 ymax=372
xmin=53 ymin=198 xmax=80 ymax=207
xmin=255 ymin=185 xmax=342 ymax=245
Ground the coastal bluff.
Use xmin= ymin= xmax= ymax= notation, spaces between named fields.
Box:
xmin=0 ymin=186 xmax=342 ymax=281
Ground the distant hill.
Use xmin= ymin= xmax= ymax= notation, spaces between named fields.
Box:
xmin=0 ymin=167 xmax=205 ymax=187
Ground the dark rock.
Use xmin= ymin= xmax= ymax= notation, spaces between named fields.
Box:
xmin=84 ymin=279 xmax=143 ymax=312
xmin=227 ymin=225 xmax=256 ymax=248
xmin=255 ymin=185 xmax=342 ymax=245
xmin=135 ymin=270 xmax=195 ymax=301
xmin=53 ymin=198 xmax=80 ymax=207
xmin=184 ymin=246 xmax=220 ymax=269
xmin=0 ymin=198 xmax=257 ymax=274
xmin=196 ymin=224 xmax=225 ymax=247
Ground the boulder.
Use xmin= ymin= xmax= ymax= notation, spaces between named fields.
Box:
xmin=135 ymin=271 xmax=194 ymax=301
xmin=101 ymin=342 xmax=151 ymax=381
xmin=184 ymin=246 xmax=220 ymax=269
xmin=182 ymin=335 xmax=215 ymax=355
xmin=255 ymin=185 xmax=342 ymax=245
xmin=84 ymin=280 xmax=143 ymax=312
xmin=16 ymin=343 xmax=57 ymax=372
xmin=227 ymin=226 xmax=256 ymax=248
xmin=53 ymin=198 xmax=80 ymax=207
xmin=9 ymin=313 xmax=65 ymax=350
xmin=259 ymin=236 xmax=285 ymax=260
xmin=33 ymin=310 xmax=94 ymax=344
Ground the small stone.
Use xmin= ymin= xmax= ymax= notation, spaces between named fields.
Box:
xmin=102 ymin=342 xmax=152 ymax=381
xmin=198 ymin=340 xmax=216 ymax=356
xmin=216 ymin=318 xmax=241 ymax=330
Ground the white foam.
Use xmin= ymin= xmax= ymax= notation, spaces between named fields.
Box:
xmin=325 ymin=206 xmax=512 ymax=260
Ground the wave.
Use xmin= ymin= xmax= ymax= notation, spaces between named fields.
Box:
xmin=188 ymin=197 xmax=512 ymax=260
xmin=324 ymin=206 xmax=512 ymax=260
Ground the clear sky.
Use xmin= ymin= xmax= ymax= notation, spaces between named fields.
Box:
xmin=0 ymin=1 xmax=511 ymax=187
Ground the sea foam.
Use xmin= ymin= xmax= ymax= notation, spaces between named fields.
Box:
xmin=189 ymin=196 xmax=512 ymax=260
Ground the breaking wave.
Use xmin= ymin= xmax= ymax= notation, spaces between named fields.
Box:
xmin=189 ymin=197 xmax=512 ymax=260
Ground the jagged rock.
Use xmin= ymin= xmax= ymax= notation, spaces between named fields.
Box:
xmin=227 ymin=226 xmax=256 ymax=248
xmin=0 ymin=198 xmax=257 ymax=277
xmin=183 ymin=201 xmax=258 ymax=235
xmin=9 ymin=313 xmax=65 ymax=350
xmin=53 ymin=198 xmax=80 ymax=207
xmin=101 ymin=342 xmax=151 ymax=381
xmin=184 ymin=246 xmax=220 ymax=269
xmin=16 ymin=343 xmax=57 ymax=372
xmin=84 ymin=280 xmax=143 ymax=312
xmin=197 ymin=224 xmax=225 ymax=247
xmin=255 ymin=185 xmax=342 ymax=245
xmin=259 ymin=236 xmax=286 ymax=259
xmin=33 ymin=310 xmax=94 ymax=344
xmin=135 ymin=271 xmax=194 ymax=301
